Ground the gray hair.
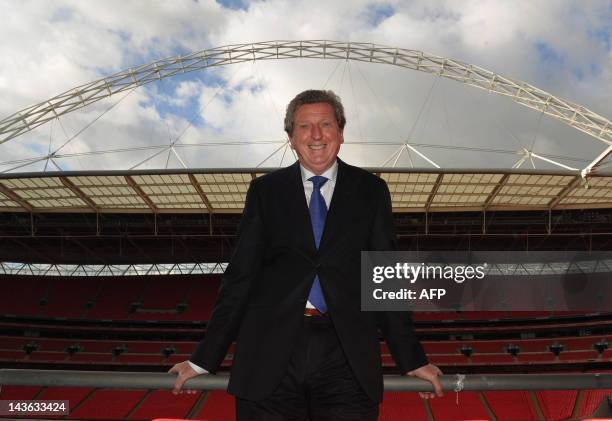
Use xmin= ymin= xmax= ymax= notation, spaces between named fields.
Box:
xmin=284 ymin=90 xmax=346 ymax=136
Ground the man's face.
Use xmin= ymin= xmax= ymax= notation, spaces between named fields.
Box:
xmin=289 ymin=102 xmax=344 ymax=175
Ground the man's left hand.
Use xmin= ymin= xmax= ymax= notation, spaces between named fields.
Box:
xmin=407 ymin=363 xmax=443 ymax=399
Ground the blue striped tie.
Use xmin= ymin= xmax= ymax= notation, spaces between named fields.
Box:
xmin=307 ymin=175 xmax=328 ymax=313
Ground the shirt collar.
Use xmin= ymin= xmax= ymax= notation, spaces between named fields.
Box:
xmin=300 ymin=160 xmax=338 ymax=184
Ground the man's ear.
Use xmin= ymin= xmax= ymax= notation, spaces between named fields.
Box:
xmin=288 ymin=136 xmax=295 ymax=149
xmin=339 ymin=129 xmax=345 ymax=144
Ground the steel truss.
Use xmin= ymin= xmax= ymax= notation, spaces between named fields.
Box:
xmin=0 ymin=261 xmax=227 ymax=277
xmin=0 ymin=41 xmax=610 ymax=174
xmin=0 ymin=140 xmax=592 ymax=174
xmin=2 ymin=260 xmax=610 ymax=277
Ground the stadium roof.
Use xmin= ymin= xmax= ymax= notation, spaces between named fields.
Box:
xmin=0 ymin=168 xmax=611 ymax=214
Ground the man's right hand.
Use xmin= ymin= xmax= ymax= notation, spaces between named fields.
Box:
xmin=407 ymin=363 xmax=444 ymax=399
xmin=168 ymin=360 xmax=205 ymax=394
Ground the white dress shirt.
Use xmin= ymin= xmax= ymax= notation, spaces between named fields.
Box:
xmin=189 ymin=161 xmax=338 ymax=374
xmin=300 ymin=161 xmax=338 ymax=309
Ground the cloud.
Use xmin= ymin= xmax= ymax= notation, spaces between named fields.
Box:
xmin=0 ymin=0 xmax=609 ymax=173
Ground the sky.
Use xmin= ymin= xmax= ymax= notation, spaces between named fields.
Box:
xmin=0 ymin=0 xmax=610 ymax=173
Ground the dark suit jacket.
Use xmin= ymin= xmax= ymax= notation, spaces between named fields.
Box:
xmin=191 ymin=159 xmax=428 ymax=402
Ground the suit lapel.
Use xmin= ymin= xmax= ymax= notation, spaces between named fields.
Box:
xmin=282 ymin=162 xmax=316 ymax=253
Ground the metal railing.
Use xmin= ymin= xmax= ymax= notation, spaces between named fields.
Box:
xmin=2 ymin=369 xmax=612 ymax=392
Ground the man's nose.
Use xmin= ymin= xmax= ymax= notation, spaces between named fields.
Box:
xmin=311 ymin=124 xmax=322 ymax=139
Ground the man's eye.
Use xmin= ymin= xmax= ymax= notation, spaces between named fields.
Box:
xmin=321 ymin=122 xmax=331 ymax=127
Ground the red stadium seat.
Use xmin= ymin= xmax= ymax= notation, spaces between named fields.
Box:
xmin=38 ymin=386 xmax=93 ymax=417
xmin=27 ymin=351 xmax=69 ymax=362
xmin=379 ymin=392 xmax=428 ymax=421
xmin=535 ymin=390 xmax=577 ymax=421
xmin=511 ymin=339 xmax=554 ymax=353
xmin=119 ymin=341 xmax=175 ymax=353
xmin=115 ymin=354 xmax=165 ymax=364
xmin=470 ymin=353 xmax=515 ymax=364
xmin=460 ymin=311 xmax=507 ymax=320
xmin=43 ymin=277 xmax=100 ymax=318
xmin=179 ymin=277 xmax=221 ymax=321
xmin=75 ymin=339 xmax=123 ymax=353
xmin=558 ymin=350 xmax=599 ymax=362
xmin=0 ymin=276 xmax=48 ymax=317
xmin=412 ymin=311 xmax=458 ymax=321
xmin=517 ymin=352 xmax=557 ymax=363
xmin=428 ymin=354 xmax=469 ymax=365
xmin=561 ymin=336 xmax=606 ymax=351
xmin=0 ymin=385 xmax=42 ymax=400
xmin=36 ymin=338 xmax=78 ymax=352
xmin=68 ymin=353 xmax=115 ymax=363
xmin=194 ymin=390 xmax=235 ymax=421
xmin=506 ymin=311 xmax=552 ymax=319
xmin=0 ymin=349 xmax=27 ymax=361
xmin=422 ymin=341 xmax=462 ymax=354
xmin=467 ymin=341 xmax=507 ymax=353
xmin=129 ymin=390 xmax=201 ymax=419
xmin=86 ymin=277 xmax=148 ymax=320
xmin=0 ymin=336 xmax=29 ymax=350
xmin=166 ymin=354 xmax=191 ymax=364
xmin=69 ymin=389 xmax=147 ymax=419
xmin=483 ymin=391 xmax=538 ymax=420
xmin=129 ymin=277 xmax=195 ymax=321
xmin=428 ymin=391 xmax=490 ymax=421
xmin=575 ymin=389 xmax=612 ymax=418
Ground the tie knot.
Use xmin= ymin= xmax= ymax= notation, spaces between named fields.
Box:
xmin=309 ymin=175 xmax=328 ymax=190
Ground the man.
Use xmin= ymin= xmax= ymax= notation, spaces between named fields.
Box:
xmin=170 ymin=90 xmax=443 ymax=420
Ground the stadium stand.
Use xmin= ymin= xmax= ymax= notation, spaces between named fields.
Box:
xmin=1 ymin=275 xmax=221 ymax=322
xmin=1 ymin=273 xmax=612 ymax=420
xmin=2 ymin=330 xmax=611 ymax=369
xmin=2 ymin=384 xmax=604 ymax=420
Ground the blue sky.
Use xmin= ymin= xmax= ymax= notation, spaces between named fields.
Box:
xmin=216 ymin=0 xmax=250 ymax=11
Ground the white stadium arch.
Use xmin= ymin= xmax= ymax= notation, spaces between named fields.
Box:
xmin=0 ymin=40 xmax=610 ymax=176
